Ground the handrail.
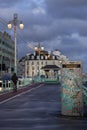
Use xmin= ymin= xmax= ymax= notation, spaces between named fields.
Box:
xmin=83 ymin=85 xmax=87 ymax=105
xmin=0 ymin=78 xmax=32 ymax=94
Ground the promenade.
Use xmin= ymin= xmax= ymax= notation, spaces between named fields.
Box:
xmin=0 ymin=83 xmax=87 ymax=130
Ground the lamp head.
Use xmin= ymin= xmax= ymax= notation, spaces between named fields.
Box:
xmin=20 ymin=21 xmax=24 ymax=29
xmin=7 ymin=22 xmax=12 ymax=29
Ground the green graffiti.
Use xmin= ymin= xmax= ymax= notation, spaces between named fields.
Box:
xmin=61 ymin=83 xmax=70 ymax=89
xmin=62 ymin=93 xmax=74 ymax=110
xmin=61 ymin=68 xmax=82 ymax=112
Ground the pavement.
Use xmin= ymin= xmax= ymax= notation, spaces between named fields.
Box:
xmin=0 ymin=83 xmax=87 ymax=130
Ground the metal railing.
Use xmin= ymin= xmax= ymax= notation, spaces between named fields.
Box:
xmin=0 ymin=78 xmax=32 ymax=94
xmin=34 ymin=75 xmax=59 ymax=83
xmin=83 ymin=85 xmax=87 ymax=105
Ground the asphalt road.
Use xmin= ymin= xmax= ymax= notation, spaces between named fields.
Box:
xmin=0 ymin=83 xmax=87 ymax=130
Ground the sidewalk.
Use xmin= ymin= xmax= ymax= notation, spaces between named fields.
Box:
xmin=0 ymin=83 xmax=41 ymax=102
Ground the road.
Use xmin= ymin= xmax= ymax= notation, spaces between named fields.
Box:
xmin=0 ymin=83 xmax=87 ymax=130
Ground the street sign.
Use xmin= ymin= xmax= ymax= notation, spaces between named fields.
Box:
xmin=62 ymin=63 xmax=81 ymax=68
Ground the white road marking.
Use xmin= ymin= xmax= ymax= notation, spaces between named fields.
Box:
xmin=0 ymin=84 xmax=44 ymax=104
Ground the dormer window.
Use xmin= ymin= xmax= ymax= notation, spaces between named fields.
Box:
xmin=45 ymin=56 xmax=48 ymax=60
xmin=32 ymin=62 xmax=34 ymax=65
xmin=37 ymin=56 xmax=39 ymax=59
xmin=41 ymin=56 xmax=43 ymax=59
xmin=53 ymin=56 xmax=55 ymax=59
xmin=32 ymin=55 xmax=34 ymax=59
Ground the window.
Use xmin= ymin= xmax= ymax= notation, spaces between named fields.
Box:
xmin=32 ymin=71 xmax=34 ymax=75
xmin=37 ymin=66 xmax=39 ymax=70
xmin=45 ymin=56 xmax=48 ymax=59
xmin=37 ymin=62 xmax=39 ymax=65
xmin=53 ymin=61 xmax=55 ymax=65
xmin=32 ymin=62 xmax=34 ymax=65
xmin=2 ymin=41 xmax=5 ymax=45
xmin=53 ymin=56 xmax=55 ymax=59
xmin=37 ymin=56 xmax=39 ymax=59
xmin=41 ymin=56 xmax=43 ymax=59
xmin=41 ymin=62 xmax=43 ymax=65
xmin=27 ymin=61 xmax=29 ymax=65
xmin=32 ymin=66 xmax=34 ymax=70
xmin=45 ymin=61 xmax=47 ymax=65
xmin=32 ymin=55 xmax=34 ymax=59
xmin=0 ymin=39 xmax=1 ymax=43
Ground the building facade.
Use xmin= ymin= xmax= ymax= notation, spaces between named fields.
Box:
xmin=0 ymin=31 xmax=14 ymax=76
xmin=18 ymin=44 xmax=69 ymax=80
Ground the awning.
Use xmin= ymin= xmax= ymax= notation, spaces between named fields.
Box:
xmin=42 ymin=65 xmax=60 ymax=70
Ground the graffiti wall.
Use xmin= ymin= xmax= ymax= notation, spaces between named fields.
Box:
xmin=61 ymin=62 xmax=83 ymax=116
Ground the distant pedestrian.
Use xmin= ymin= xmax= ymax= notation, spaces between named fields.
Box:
xmin=11 ymin=73 xmax=18 ymax=92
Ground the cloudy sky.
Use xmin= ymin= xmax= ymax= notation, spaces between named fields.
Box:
xmin=0 ymin=0 xmax=87 ymax=72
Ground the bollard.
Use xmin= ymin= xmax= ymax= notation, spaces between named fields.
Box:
xmin=61 ymin=62 xmax=83 ymax=116
xmin=8 ymin=81 xmax=11 ymax=90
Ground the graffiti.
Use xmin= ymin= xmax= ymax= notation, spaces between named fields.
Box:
xmin=61 ymin=93 xmax=74 ymax=110
xmin=61 ymin=64 xmax=83 ymax=116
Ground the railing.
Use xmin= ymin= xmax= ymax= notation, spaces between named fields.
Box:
xmin=34 ymin=76 xmax=59 ymax=83
xmin=0 ymin=81 xmax=12 ymax=93
xmin=0 ymin=78 xmax=32 ymax=94
xmin=83 ymin=85 xmax=87 ymax=105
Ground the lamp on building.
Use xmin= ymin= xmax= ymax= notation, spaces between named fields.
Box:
xmin=7 ymin=13 xmax=24 ymax=74
xmin=41 ymin=46 xmax=44 ymax=50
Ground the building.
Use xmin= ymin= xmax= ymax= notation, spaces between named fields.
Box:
xmin=18 ymin=56 xmax=25 ymax=78
xmin=18 ymin=44 xmax=69 ymax=80
xmin=0 ymin=31 xmax=14 ymax=76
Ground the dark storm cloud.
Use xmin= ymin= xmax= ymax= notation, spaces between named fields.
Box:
xmin=22 ymin=18 xmax=87 ymax=43
xmin=0 ymin=0 xmax=37 ymax=8
xmin=45 ymin=0 xmax=87 ymax=19
xmin=59 ymin=36 xmax=85 ymax=54
xmin=0 ymin=0 xmax=87 ymax=71
xmin=45 ymin=0 xmax=87 ymax=7
xmin=0 ymin=0 xmax=21 ymax=8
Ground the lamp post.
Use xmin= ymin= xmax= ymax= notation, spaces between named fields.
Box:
xmin=7 ymin=13 xmax=24 ymax=74
xmin=34 ymin=43 xmax=44 ymax=81
xmin=34 ymin=46 xmax=40 ymax=80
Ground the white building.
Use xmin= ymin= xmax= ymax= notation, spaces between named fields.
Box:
xmin=18 ymin=44 xmax=69 ymax=79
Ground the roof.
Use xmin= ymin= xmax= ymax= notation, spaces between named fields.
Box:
xmin=42 ymin=65 xmax=60 ymax=70
xmin=19 ymin=53 xmax=58 ymax=61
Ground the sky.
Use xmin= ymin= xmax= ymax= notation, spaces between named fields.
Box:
xmin=0 ymin=0 xmax=87 ymax=72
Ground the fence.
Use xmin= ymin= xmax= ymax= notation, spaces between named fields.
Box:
xmin=83 ymin=85 xmax=87 ymax=105
xmin=34 ymin=75 xmax=59 ymax=84
xmin=0 ymin=78 xmax=32 ymax=94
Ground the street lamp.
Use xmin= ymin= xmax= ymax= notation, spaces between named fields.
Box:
xmin=7 ymin=13 xmax=24 ymax=74
xmin=35 ymin=46 xmax=40 ymax=78
xmin=34 ymin=43 xmax=44 ymax=81
xmin=35 ymin=45 xmax=42 ymax=80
